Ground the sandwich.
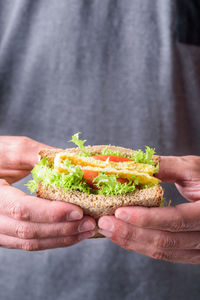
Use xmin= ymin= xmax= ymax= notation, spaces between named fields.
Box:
xmin=27 ymin=133 xmax=163 ymax=237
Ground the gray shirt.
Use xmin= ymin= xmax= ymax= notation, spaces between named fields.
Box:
xmin=0 ymin=1 xmax=200 ymax=299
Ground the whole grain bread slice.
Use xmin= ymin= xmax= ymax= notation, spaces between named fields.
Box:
xmin=37 ymin=184 xmax=163 ymax=218
xmin=37 ymin=184 xmax=163 ymax=238
xmin=36 ymin=145 xmax=163 ymax=238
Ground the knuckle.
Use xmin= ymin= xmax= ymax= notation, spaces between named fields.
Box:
xmin=53 ymin=225 xmax=69 ymax=237
xmin=49 ymin=212 xmax=62 ymax=223
xmin=122 ymin=238 xmax=131 ymax=250
xmin=169 ymin=215 xmax=188 ymax=232
xmin=193 ymin=241 xmax=200 ymax=250
xmin=58 ymin=236 xmax=77 ymax=246
xmin=13 ymin=137 xmax=30 ymax=156
xmin=48 ymin=206 xmax=66 ymax=222
xmin=121 ymin=227 xmax=134 ymax=241
xmin=61 ymin=223 xmax=75 ymax=236
xmin=21 ymin=240 xmax=39 ymax=251
xmin=9 ymin=203 xmax=30 ymax=221
xmin=15 ymin=223 xmax=33 ymax=239
xmin=151 ymin=249 xmax=173 ymax=261
xmin=58 ymin=237 xmax=68 ymax=244
xmin=52 ymin=226 xmax=62 ymax=237
xmin=9 ymin=204 xmax=22 ymax=220
xmin=155 ymin=234 xmax=177 ymax=249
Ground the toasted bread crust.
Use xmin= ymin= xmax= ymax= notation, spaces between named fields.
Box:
xmin=37 ymin=145 xmax=162 ymax=238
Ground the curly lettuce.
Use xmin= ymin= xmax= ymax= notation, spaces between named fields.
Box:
xmin=69 ymin=132 xmax=91 ymax=157
xmin=101 ymin=146 xmax=156 ymax=166
xmin=131 ymin=146 xmax=155 ymax=165
xmin=93 ymin=173 xmax=138 ymax=195
xmin=160 ymin=197 xmax=171 ymax=207
xmin=101 ymin=147 xmax=126 ymax=157
xmin=26 ymin=158 xmax=92 ymax=194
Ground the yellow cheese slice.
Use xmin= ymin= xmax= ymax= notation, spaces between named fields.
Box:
xmin=54 ymin=152 xmax=160 ymax=185
xmin=80 ymin=166 xmax=160 ymax=185
xmin=54 ymin=152 xmax=156 ymax=175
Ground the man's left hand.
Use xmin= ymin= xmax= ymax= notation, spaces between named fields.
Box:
xmin=98 ymin=155 xmax=200 ymax=264
xmin=98 ymin=202 xmax=200 ymax=264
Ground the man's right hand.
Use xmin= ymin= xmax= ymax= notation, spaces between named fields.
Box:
xmin=0 ymin=180 xmax=96 ymax=250
xmin=0 ymin=136 xmax=96 ymax=251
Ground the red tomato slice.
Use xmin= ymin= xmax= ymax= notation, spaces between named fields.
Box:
xmin=92 ymin=155 xmax=132 ymax=162
xmin=83 ymin=155 xmax=133 ymax=189
xmin=83 ymin=170 xmax=131 ymax=189
xmin=117 ymin=178 xmax=130 ymax=185
xmin=83 ymin=170 xmax=99 ymax=189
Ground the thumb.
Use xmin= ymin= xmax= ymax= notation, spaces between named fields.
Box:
xmin=156 ymin=156 xmax=187 ymax=183
xmin=25 ymin=140 xmax=54 ymax=168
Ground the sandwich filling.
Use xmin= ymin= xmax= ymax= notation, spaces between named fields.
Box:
xmin=27 ymin=133 xmax=160 ymax=196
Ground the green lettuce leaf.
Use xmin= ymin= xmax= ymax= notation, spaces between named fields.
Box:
xmin=101 ymin=146 xmax=156 ymax=166
xmin=26 ymin=158 xmax=92 ymax=194
xmin=101 ymin=147 xmax=126 ymax=157
xmin=69 ymin=132 xmax=91 ymax=157
xmin=160 ymin=197 xmax=171 ymax=207
xmin=130 ymin=146 xmax=155 ymax=165
xmin=26 ymin=180 xmax=38 ymax=194
xmin=94 ymin=173 xmax=138 ymax=195
xmin=141 ymin=183 xmax=157 ymax=189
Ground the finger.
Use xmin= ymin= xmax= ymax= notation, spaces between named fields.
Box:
xmin=101 ymin=233 xmax=200 ymax=264
xmin=0 ymin=183 xmax=84 ymax=223
xmin=0 ymin=136 xmax=53 ymax=170
xmin=0 ymin=231 xmax=95 ymax=251
xmin=0 ymin=215 xmax=96 ymax=239
xmin=156 ymin=155 xmax=197 ymax=182
xmin=23 ymin=139 xmax=54 ymax=169
xmin=0 ymin=170 xmax=30 ymax=184
xmin=98 ymin=216 xmax=200 ymax=250
xmin=98 ymin=217 xmax=200 ymax=263
xmin=115 ymin=201 xmax=200 ymax=232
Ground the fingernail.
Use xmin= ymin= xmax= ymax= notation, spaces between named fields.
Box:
xmin=115 ymin=210 xmax=130 ymax=222
xmin=79 ymin=231 xmax=95 ymax=241
xmin=98 ymin=229 xmax=113 ymax=238
xmin=79 ymin=220 xmax=96 ymax=232
xmin=98 ymin=218 xmax=114 ymax=231
xmin=68 ymin=211 xmax=82 ymax=221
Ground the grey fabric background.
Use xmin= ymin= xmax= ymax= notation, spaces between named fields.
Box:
xmin=0 ymin=1 xmax=200 ymax=299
